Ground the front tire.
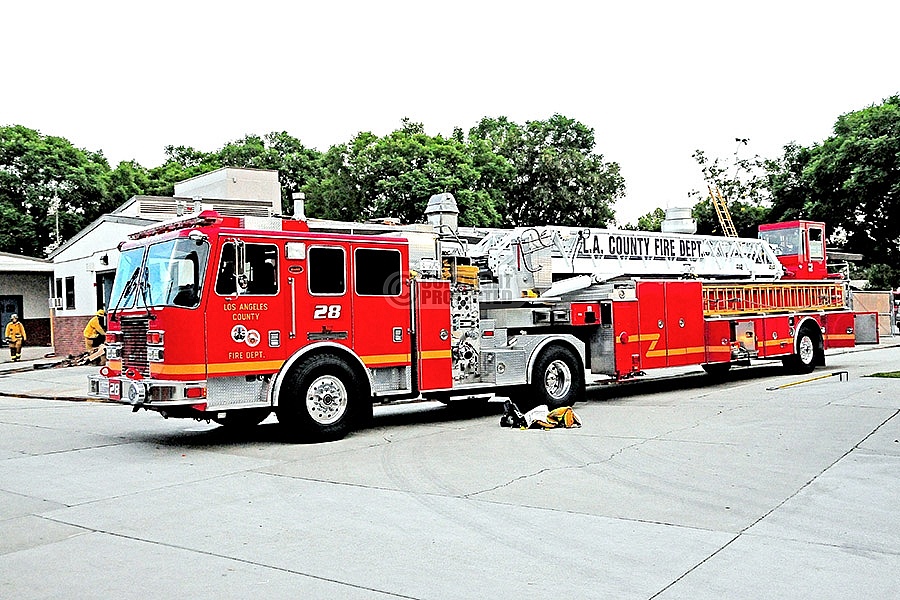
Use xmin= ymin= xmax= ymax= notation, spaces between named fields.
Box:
xmin=276 ymin=354 xmax=364 ymax=442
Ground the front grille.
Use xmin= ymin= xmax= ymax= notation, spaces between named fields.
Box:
xmin=121 ymin=317 xmax=150 ymax=377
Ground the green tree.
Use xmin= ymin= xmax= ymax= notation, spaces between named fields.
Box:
xmin=144 ymin=145 xmax=221 ymax=197
xmin=620 ymin=207 xmax=666 ymax=231
xmin=308 ymin=119 xmax=508 ymax=227
xmin=689 ymin=140 xmax=771 ymax=237
xmin=0 ymin=125 xmax=110 ymax=255
xmin=304 ymin=133 xmax=376 ymax=222
xmin=470 ymin=114 xmax=623 ymax=227
xmin=217 ymin=132 xmax=322 ymax=212
xmin=767 ymin=95 xmax=900 ymax=269
xmin=862 ymin=264 xmax=899 ymax=290
xmin=636 ymin=207 xmax=666 ymax=232
xmin=103 ymin=160 xmax=152 ymax=210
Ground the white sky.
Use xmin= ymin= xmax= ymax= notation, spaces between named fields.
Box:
xmin=3 ymin=1 xmax=898 ymax=225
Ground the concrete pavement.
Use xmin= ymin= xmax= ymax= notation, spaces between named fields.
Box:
xmin=0 ymin=341 xmax=898 ymax=599
xmin=0 ymin=346 xmax=97 ymax=401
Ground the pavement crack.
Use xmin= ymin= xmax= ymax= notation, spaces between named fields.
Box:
xmin=40 ymin=520 xmax=421 ymax=599
xmin=647 ymin=407 xmax=900 ymax=599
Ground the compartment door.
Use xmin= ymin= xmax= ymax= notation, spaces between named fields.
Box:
xmin=415 ymin=280 xmax=452 ymax=391
xmin=636 ymin=281 xmax=667 ymax=370
xmin=664 ymin=281 xmax=705 ymax=367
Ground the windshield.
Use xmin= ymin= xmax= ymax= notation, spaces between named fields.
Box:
xmin=108 ymin=247 xmax=145 ymax=310
xmin=759 ymin=229 xmax=801 ymax=256
xmin=109 ymin=238 xmax=210 ymax=310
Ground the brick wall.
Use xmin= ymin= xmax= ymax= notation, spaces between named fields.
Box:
xmin=52 ymin=315 xmax=90 ymax=357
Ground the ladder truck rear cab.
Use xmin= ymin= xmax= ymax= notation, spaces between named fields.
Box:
xmin=88 ymin=203 xmax=861 ymax=440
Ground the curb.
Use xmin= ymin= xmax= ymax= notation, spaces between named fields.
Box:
xmin=0 ymin=391 xmax=107 ymax=403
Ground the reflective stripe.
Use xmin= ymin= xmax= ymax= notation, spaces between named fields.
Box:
xmin=360 ymin=353 xmax=412 ymax=366
xmin=419 ymin=350 xmax=451 ymax=360
xmin=149 ymin=360 xmax=285 ymax=377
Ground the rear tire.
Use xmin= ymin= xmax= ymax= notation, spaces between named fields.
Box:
xmin=515 ymin=344 xmax=584 ymax=412
xmin=782 ymin=326 xmax=819 ymax=374
xmin=276 ymin=354 xmax=365 ymax=442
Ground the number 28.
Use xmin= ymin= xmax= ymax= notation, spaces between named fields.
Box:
xmin=313 ymin=304 xmax=342 ymax=319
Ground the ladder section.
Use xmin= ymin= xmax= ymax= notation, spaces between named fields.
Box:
xmin=470 ymin=225 xmax=785 ymax=287
xmin=702 ymin=282 xmax=847 ymax=315
xmin=709 ymin=185 xmax=738 ymax=238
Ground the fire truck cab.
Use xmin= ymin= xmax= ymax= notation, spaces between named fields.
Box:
xmin=90 ymin=209 xmax=584 ymax=440
xmin=758 ymin=220 xmax=829 ymax=280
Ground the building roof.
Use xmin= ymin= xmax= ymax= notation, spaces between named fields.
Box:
xmin=0 ymin=251 xmax=54 ymax=273
xmin=47 ymin=214 xmax=157 ymax=260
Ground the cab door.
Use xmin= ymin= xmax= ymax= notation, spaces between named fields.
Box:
xmin=351 ymin=245 xmax=412 ymax=391
xmin=207 ymin=239 xmax=286 ymax=376
xmin=302 ymin=244 xmax=353 ymax=348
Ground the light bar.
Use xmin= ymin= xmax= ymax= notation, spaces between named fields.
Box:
xmin=128 ymin=210 xmax=235 ymax=240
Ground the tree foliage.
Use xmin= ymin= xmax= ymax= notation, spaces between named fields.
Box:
xmin=767 ymin=95 xmax=900 ymax=271
xmin=688 ymin=140 xmax=772 ymax=237
xmin=0 ymin=115 xmax=630 ymax=256
xmin=620 ymin=207 xmax=666 ymax=232
xmin=0 ymin=125 xmax=110 ymax=255
xmin=470 ymin=114 xmax=623 ymax=228
xmin=307 ymin=119 xmax=508 ymax=227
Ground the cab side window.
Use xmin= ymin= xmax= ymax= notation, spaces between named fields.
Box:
xmin=808 ymin=228 xmax=824 ymax=260
xmin=355 ymin=248 xmax=401 ymax=296
xmin=308 ymin=247 xmax=346 ymax=295
xmin=216 ymin=244 xmax=237 ymax=295
xmin=246 ymin=244 xmax=278 ymax=295
xmin=215 ymin=242 xmax=278 ymax=296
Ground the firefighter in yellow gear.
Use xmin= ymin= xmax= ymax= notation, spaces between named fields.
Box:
xmin=5 ymin=314 xmax=26 ymax=362
xmin=84 ymin=310 xmax=107 ymax=365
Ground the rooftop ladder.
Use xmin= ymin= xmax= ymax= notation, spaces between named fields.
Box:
xmin=709 ymin=185 xmax=738 ymax=238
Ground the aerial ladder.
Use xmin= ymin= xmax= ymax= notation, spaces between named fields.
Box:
xmin=459 ymin=218 xmax=846 ymax=314
xmin=466 ymin=222 xmax=786 ymax=301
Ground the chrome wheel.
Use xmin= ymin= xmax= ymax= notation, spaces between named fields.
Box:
xmin=306 ymin=375 xmax=348 ymax=425
xmin=544 ymin=359 xmax=573 ymax=401
xmin=798 ymin=333 xmax=815 ymax=366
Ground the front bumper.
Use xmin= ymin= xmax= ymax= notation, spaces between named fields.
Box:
xmin=88 ymin=374 xmax=206 ymax=408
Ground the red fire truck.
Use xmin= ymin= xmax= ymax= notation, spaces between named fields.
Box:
xmin=88 ymin=195 xmax=861 ymax=440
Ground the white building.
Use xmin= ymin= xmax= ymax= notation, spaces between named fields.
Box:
xmin=0 ymin=252 xmax=55 ymax=346
xmin=48 ymin=168 xmax=282 ymax=356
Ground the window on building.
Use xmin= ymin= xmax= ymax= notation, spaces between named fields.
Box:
xmin=55 ymin=278 xmax=62 ymax=300
xmin=355 ymin=248 xmax=402 ymax=296
xmin=64 ymin=276 xmax=75 ymax=309
xmin=308 ymin=247 xmax=345 ymax=295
